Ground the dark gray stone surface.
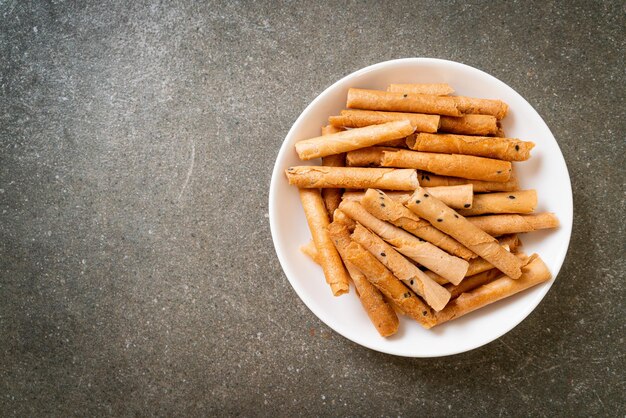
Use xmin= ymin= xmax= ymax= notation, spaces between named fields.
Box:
xmin=1 ymin=0 xmax=624 ymax=416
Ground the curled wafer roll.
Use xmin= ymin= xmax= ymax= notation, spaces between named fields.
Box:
xmin=328 ymin=222 xmax=436 ymax=328
xmin=320 ymin=125 xmax=346 ymax=217
xmin=299 ymin=189 xmax=350 ymax=295
xmin=295 ymin=120 xmax=415 ymax=160
xmin=458 ymin=190 xmax=538 ymax=216
xmin=346 ymin=146 xmax=386 ymax=167
xmin=417 ymin=170 xmax=519 ymax=193
xmin=300 ymin=240 xmax=319 ymax=262
xmin=406 ymin=133 xmax=535 ymax=162
xmin=285 ymin=166 xmax=419 ymax=190
xmin=333 ymin=209 xmax=356 ymax=230
xmin=387 ymin=83 xmax=454 ymax=96
xmin=434 ymin=255 xmax=551 ymax=326
xmin=380 ymin=149 xmax=512 ymax=182
xmin=452 ymin=96 xmax=509 ymax=119
xmin=467 ymin=213 xmax=560 ymax=236
xmin=446 ymin=268 xmax=502 ymax=299
xmin=359 ymin=188 xmax=475 ymax=260
xmin=498 ymin=234 xmax=521 ymax=252
xmin=342 ymin=185 xmax=473 ymax=210
xmin=338 ymin=200 xmax=469 ymax=284
xmin=426 ymin=235 xmax=521 ymax=284
xmin=439 ymin=114 xmax=498 ymax=135
xmin=406 ymin=187 xmax=523 ymax=279
xmin=327 ymin=223 xmax=399 ymax=336
xmin=347 ymin=88 xmax=462 ymax=117
xmin=351 ymin=224 xmax=451 ymax=311
xmin=329 ymin=109 xmax=440 ymax=133
xmin=446 ymin=253 xmax=529 ymax=299
xmin=345 ymin=262 xmax=399 ymax=336
xmin=378 ymin=138 xmax=409 ymax=148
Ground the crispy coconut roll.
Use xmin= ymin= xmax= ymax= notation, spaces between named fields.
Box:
xmin=439 ymin=114 xmax=498 ymax=136
xmin=380 ymin=149 xmax=512 ymax=182
xmin=406 ymin=133 xmax=534 ymax=161
xmin=417 ymin=170 xmax=519 ymax=193
xmin=467 ymin=213 xmax=560 ymax=236
xmin=295 ymin=120 xmax=415 ymax=160
xmin=347 ymin=88 xmax=462 ymax=117
xmin=387 ymin=83 xmax=454 ymax=96
xmin=433 ymin=255 xmax=551 ymax=326
xmin=299 ymin=189 xmax=350 ymax=295
xmin=329 ymin=109 xmax=439 ymax=133
xmin=285 ymin=166 xmax=419 ymax=190
xmin=458 ymin=190 xmax=538 ymax=217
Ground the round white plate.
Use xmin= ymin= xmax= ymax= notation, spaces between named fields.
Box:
xmin=269 ymin=58 xmax=573 ymax=357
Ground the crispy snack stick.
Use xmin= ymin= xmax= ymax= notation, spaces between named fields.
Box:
xmin=359 ymin=189 xmax=475 ymax=260
xmin=300 ymin=240 xmax=319 ymax=262
xmin=342 ymin=185 xmax=473 ymax=210
xmin=285 ymin=166 xmax=419 ymax=190
xmin=378 ymin=138 xmax=409 ymax=148
xmin=425 ymin=236 xmax=522 ymax=284
xmin=380 ymin=149 xmax=512 ymax=182
xmin=333 ymin=209 xmax=357 ymax=231
xmin=339 ymin=200 xmax=469 ymax=284
xmin=446 ymin=252 xmax=529 ymax=299
xmin=406 ymin=133 xmax=535 ymax=162
xmin=329 ymin=109 xmax=440 ymax=133
xmin=406 ymin=187 xmax=523 ymax=279
xmin=351 ymin=224 xmax=451 ymax=311
xmin=439 ymin=114 xmax=498 ymax=135
xmin=434 ymin=255 xmax=551 ymax=326
xmin=347 ymin=88 xmax=462 ymax=117
xmin=326 ymin=223 xmax=399 ymax=336
xmin=458 ymin=190 xmax=538 ymax=217
xmin=446 ymin=268 xmax=502 ymax=299
xmin=299 ymin=189 xmax=350 ymax=295
xmin=345 ymin=146 xmax=388 ymax=167
xmin=467 ymin=213 xmax=560 ymax=236
xmin=328 ymin=222 xmax=436 ymax=328
xmin=320 ymin=125 xmax=346 ymax=217
xmin=417 ymin=170 xmax=519 ymax=193
xmin=387 ymin=83 xmax=454 ymax=96
xmin=452 ymin=96 xmax=509 ymax=119
xmin=295 ymin=120 xmax=415 ymax=160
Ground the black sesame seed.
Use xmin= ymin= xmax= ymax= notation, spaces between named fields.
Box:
xmin=381 ymin=203 xmax=386 ymax=207
xmin=454 ymin=214 xmax=459 ymax=218
xmin=415 ymin=199 xmax=421 ymax=204
xmin=424 ymin=193 xmax=429 ymax=198
xmin=410 ymin=280 xmax=414 ymax=285
xmin=509 ymin=195 xmax=516 ymax=199
xmin=403 ymin=94 xmax=408 ymax=98
xmin=422 ymin=311 xmax=428 ymax=316
xmin=380 ymin=252 xmax=386 ymax=257
xmin=515 ymin=145 xmax=520 ymax=151
xmin=464 ymin=203 xmax=471 ymax=208
xmin=497 ymin=170 xmax=502 ymax=174
xmin=437 ymin=218 xmax=443 ymax=222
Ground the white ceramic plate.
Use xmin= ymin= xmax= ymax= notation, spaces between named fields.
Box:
xmin=269 ymin=58 xmax=573 ymax=357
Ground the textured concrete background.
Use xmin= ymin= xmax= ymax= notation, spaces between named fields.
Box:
xmin=1 ymin=0 xmax=624 ymax=416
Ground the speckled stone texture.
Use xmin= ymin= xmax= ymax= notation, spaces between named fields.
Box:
xmin=1 ymin=0 xmax=624 ymax=416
